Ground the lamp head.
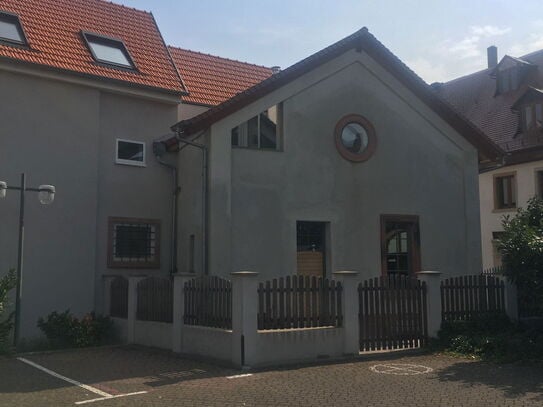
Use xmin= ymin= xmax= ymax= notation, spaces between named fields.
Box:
xmin=38 ymin=185 xmax=55 ymax=205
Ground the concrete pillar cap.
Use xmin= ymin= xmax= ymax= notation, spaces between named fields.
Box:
xmin=230 ymin=271 xmax=259 ymax=277
xmin=416 ymin=271 xmax=442 ymax=276
xmin=333 ymin=271 xmax=359 ymax=276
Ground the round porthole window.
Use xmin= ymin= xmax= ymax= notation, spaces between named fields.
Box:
xmin=334 ymin=114 xmax=376 ymax=162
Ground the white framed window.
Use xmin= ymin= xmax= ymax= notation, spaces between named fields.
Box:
xmin=82 ymin=31 xmax=136 ymax=70
xmin=115 ymin=139 xmax=146 ymax=167
xmin=231 ymin=103 xmax=282 ymax=150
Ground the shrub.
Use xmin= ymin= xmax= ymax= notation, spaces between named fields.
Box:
xmin=435 ymin=314 xmax=543 ymax=362
xmin=37 ymin=310 xmax=113 ymax=349
xmin=499 ymin=197 xmax=543 ymax=316
xmin=0 ymin=269 xmax=17 ymax=354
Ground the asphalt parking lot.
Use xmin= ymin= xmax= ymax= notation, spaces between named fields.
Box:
xmin=1 ymin=346 xmax=542 ymax=406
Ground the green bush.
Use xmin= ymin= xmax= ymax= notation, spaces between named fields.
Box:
xmin=0 ymin=269 xmax=17 ymax=354
xmin=37 ymin=310 xmax=113 ymax=349
xmin=435 ymin=314 xmax=543 ymax=362
xmin=499 ymin=197 xmax=543 ymax=316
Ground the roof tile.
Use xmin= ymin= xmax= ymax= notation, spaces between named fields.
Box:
xmin=168 ymin=46 xmax=273 ymax=106
xmin=0 ymin=0 xmax=185 ymax=94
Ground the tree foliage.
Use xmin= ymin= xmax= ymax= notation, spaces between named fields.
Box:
xmin=499 ymin=197 xmax=543 ymax=316
xmin=0 ymin=269 xmax=17 ymax=353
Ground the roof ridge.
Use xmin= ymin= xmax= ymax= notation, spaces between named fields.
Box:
xmin=97 ymin=0 xmax=152 ymax=15
xmin=439 ymin=67 xmax=491 ymax=86
xmin=168 ymin=45 xmax=272 ymax=70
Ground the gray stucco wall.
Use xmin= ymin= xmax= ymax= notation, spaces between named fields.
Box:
xmin=0 ymin=67 xmax=178 ymax=339
xmin=201 ymin=49 xmax=482 ymax=281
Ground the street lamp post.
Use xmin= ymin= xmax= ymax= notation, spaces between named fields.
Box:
xmin=0 ymin=173 xmax=55 ymax=348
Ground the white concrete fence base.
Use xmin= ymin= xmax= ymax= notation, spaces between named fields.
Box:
xmin=103 ymin=270 xmax=519 ymax=368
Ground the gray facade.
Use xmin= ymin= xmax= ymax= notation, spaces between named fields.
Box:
xmin=0 ymin=63 xmax=178 ymax=339
xmin=177 ymin=48 xmax=483 ymax=281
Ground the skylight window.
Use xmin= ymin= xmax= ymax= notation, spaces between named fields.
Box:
xmin=82 ymin=32 xmax=135 ymax=69
xmin=0 ymin=11 xmax=27 ymax=45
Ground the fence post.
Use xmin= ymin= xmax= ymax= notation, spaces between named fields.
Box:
xmin=332 ymin=271 xmax=359 ymax=356
xmin=416 ymin=271 xmax=442 ymax=338
xmin=503 ymin=279 xmax=519 ymax=321
xmin=231 ymin=271 xmax=259 ymax=368
xmin=172 ymin=273 xmax=195 ymax=353
xmin=127 ymin=275 xmax=146 ymax=344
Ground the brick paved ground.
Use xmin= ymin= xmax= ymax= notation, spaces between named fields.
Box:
xmin=1 ymin=346 xmax=542 ymax=406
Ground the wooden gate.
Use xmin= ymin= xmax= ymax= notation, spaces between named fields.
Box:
xmin=358 ymin=275 xmax=428 ymax=352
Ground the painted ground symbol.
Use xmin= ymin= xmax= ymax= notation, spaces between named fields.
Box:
xmin=370 ymin=363 xmax=433 ymax=375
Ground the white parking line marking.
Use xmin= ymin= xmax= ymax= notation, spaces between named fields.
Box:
xmin=226 ymin=373 xmax=253 ymax=379
xmin=74 ymin=391 xmax=148 ymax=405
xmin=17 ymin=357 xmax=111 ymax=397
xmin=17 ymin=357 xmax=148 ymax=405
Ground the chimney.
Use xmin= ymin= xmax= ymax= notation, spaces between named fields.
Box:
xmin=271 ymin=66 xmax=281 ymax=74
xmin=487 ymin=46 xmax=498 ymax=69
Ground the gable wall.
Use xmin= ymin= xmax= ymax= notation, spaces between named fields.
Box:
xmin=203 ymin=48 xmax=481 ymax=280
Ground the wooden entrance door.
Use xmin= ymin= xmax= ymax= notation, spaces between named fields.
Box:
xmin=296 ymin=221 xmax=326 ymax=277
xmin=381 ymin=215 xmax=421 ymax=276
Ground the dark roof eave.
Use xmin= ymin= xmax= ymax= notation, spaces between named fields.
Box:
xmin=171 ymin=28 xmax=504 ymax=161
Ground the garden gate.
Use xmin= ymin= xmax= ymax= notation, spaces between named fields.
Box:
xmin=358 ymin=275 xmax=428 ymax=351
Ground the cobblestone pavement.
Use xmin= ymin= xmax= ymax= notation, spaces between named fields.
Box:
xmin=1 ymin=346 xmax=542 ymax=406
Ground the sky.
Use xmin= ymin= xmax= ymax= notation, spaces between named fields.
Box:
xmin=117 ymin=0 xmax=543 ymax=84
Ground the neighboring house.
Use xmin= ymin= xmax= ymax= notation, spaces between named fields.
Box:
xmin=435 ymin=46 xmax=543 ymax=269
xmin=164 ymin=28 xmax=503 ymax=282
xmin=0 ymin=0 xmax=185 ymax=339
xmin=169 ymin=45 xmax=274 ymax=120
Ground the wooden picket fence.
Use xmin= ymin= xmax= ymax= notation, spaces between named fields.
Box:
xmin=109 ymin=276 xmax=128 ymax=319
xmin=136 ymin=277 xmax=173 ymax=323
xmin=441 ymin=275 xmax=505 ymax=321
xmin=257 ymin=275 xmax=343 ymax=330
xmin=358 ymin=275 xmax=428 ymax=352
xmin=184 ymin=276 xmax=232 ymax=330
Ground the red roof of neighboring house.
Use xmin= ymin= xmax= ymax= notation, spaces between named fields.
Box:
xmin=168 ymin=46 xmax=273 ymax=106
xmin=171 ymin=28 xmax=503 ymax=161
xmin=0 ymin=0 xmax=185 ymax=94
xmin=434 ymin=50 xmax=543 ymax=153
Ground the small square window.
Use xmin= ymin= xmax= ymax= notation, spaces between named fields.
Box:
xmin=108 ymin=217 xmax=160 ymax=268
xmin=82 ymin=32 xmax=135 ymax=69
xmin=116 ymin=139 xmax=145 ymax=167
xmin=0 ymin=11 xmax=27 ymax=45
xmin=494 ymin=173 xmax=516 ymax=210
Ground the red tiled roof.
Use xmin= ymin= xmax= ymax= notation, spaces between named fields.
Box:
xmin=0 ymin=0 xmax=185 ymax=94
xmin=168 ymin=46 xmax=273 ymax=106
xmin=171 ymin=28 xmax=503 ymax=161
xmin=435 ymin=50 xmax=543 ymax=153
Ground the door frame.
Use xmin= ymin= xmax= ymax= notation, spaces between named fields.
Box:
xmin=380 ymin=214 xmax=421 ymax=276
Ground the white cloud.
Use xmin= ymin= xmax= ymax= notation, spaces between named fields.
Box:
xmin=470 ymin=25 xmax=511 ymax=37
xmin=406 ymin=57 xmax=448 ymax=83
xmin=509 ymin=34 xmax=543 ymax=56
xmin=445 ymin=36 xmax=482 ymax=59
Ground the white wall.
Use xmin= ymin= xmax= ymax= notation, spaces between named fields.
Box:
xmin=479 ymin=159 xmax=543 ymax=269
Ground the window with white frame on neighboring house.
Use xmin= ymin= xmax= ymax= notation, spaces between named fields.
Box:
xmin=115 ymin=139 xmax=145 ymax=166
xmin=231 ymin=103 xmax=283 ymax=150
xmin=108 ymin=217 xmax=160 ymax=268
xmin=82 ymin=31 xmax=136 ymax=70
xmin=0 ymin=11 xmax=27 ymax=46
xmin=522 ymin=102 xmax=543 ymax=132
xmin=494 ymin=173 xmax=516 ymax=210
